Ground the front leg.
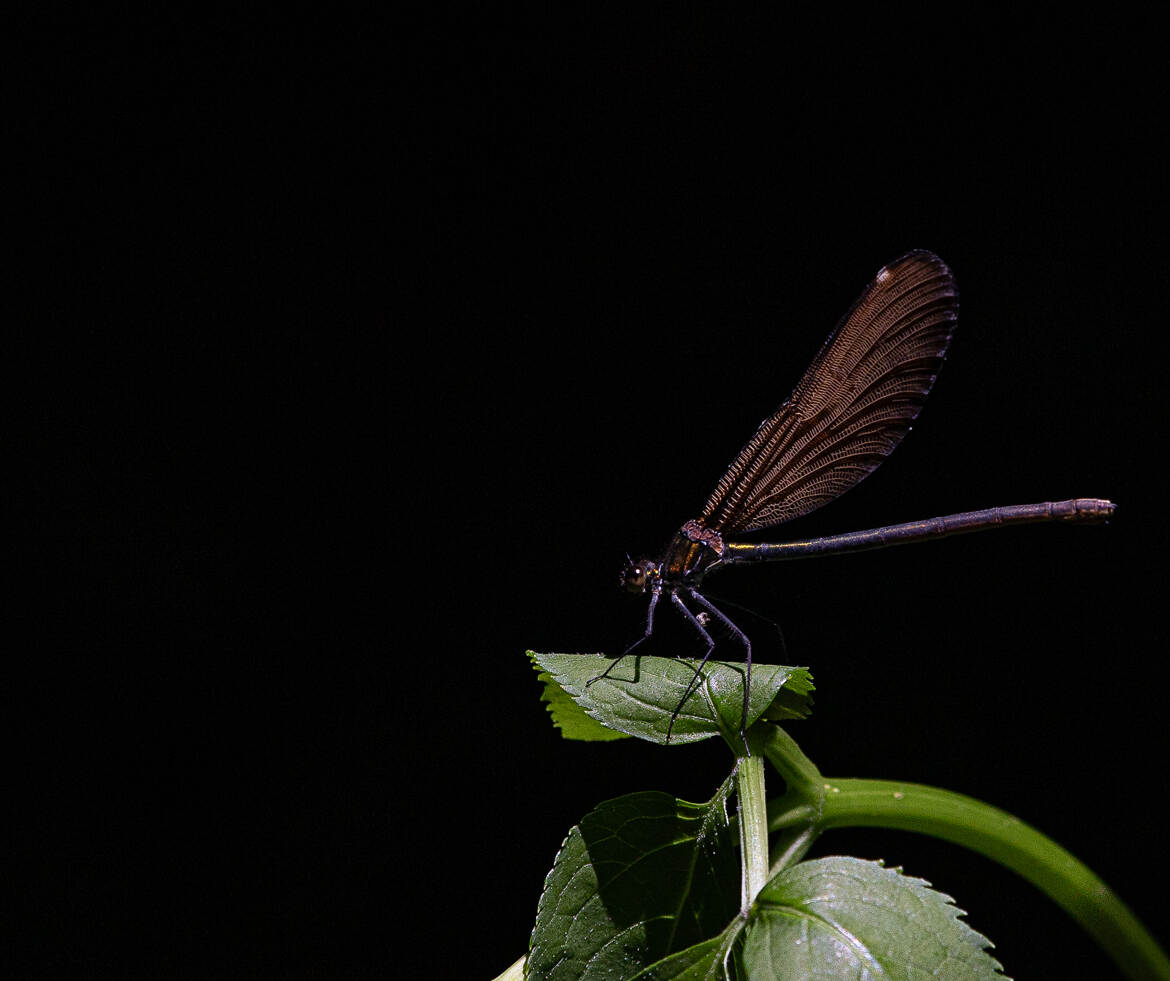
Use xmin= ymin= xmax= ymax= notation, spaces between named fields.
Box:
xmin=586 ymin=586 xmax=662 ymax=687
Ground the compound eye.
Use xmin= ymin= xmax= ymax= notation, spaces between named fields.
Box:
xmin=620 ymin=559 xmax=656 ymax=592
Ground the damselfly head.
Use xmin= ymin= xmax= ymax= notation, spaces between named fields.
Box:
xmin=620 ymin=557 xmax=659 ymax=593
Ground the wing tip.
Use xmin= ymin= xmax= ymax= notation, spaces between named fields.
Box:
xmin=881 ymin=248 xmax=953 ymax=281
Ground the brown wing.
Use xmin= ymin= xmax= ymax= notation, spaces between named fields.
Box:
xmin=701 ymin=250 xmax=958 ymax=535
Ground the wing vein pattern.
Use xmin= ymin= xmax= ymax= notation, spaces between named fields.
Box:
xmin=700 ymin=251 xmax=958 ymax=535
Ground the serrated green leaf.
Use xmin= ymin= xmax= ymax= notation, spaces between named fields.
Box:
xmin=529 ymin=651 xmax=813 ymax=746
xmin=533 ymin=663 xmax=630 ymax=741
xmin=742 ymin=856 xmax=1005 ymax=980
xmin=627 ymin=929 xmax=738 ymax=980
xmin=527 ymin=788 xmax=740 ymax=981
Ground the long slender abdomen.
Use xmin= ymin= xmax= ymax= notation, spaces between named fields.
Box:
xmin=720 ymin=498 xmax=1116 ymax=564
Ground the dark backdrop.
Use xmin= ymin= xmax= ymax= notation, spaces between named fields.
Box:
xmin=12 ymin=9 xmax=1166 ymax=979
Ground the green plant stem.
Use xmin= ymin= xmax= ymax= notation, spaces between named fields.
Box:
xmin=813 ymin=778 xmax=1170 ymax=981
xmin=491 ymin=954 xmax=525 ymax=980
xmin=760 ymin=722 xmax=822 ymax=795
xmin=735 ymin=756 xmax=769 ymax=912
xmin=759 ymin=723 xmax=825 ymax=877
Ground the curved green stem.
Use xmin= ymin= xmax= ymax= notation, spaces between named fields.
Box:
xmin=815 ymin=778 xmax=1170 ymax=981
xmin=759 ymin=722 xmax=822 ymax=796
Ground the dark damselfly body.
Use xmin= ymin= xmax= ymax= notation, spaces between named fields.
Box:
xmin=588 ymin=251 xmax=1114 ymax=749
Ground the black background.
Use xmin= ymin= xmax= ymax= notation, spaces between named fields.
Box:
xmin=11 ymin=8 xmax=1167 ymax=979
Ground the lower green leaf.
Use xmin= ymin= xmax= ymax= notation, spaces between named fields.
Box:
xmin=743 ymin=856 xmax=1004 ymax=980
xmin=527 ymin=787 xmax=740 ymax=981
xmin=628 ymin=928 xmax=740 ymax=980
